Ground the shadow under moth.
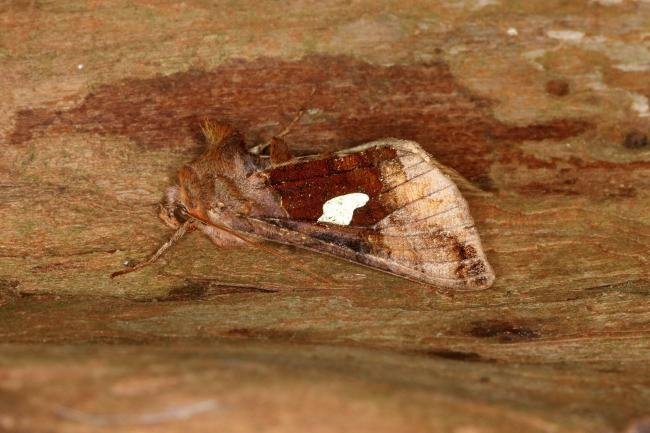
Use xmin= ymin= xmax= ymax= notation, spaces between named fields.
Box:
xmin=113 ymin=118 xmax=495 ymax=290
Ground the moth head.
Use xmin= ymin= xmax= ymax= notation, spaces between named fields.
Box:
xmin=159 ymin=186 xmax=189 ymax=229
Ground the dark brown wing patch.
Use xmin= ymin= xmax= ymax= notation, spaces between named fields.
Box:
xmin=266 ymin=146 xmax=397 ymax=225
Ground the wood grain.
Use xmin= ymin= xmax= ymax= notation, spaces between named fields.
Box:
xmin=1 ymin=1 xmax=649 ymax=432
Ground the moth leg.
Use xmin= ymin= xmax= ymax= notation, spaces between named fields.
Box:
xmin=111 ymin=221 xmax=193 ymax=278
xmin=201 ymin=223 xmax=250 ymax=247
xmin=269 ymin=136 xmax=293 ymax=165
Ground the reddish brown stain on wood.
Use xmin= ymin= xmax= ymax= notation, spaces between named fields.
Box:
xmin=8 ymin=55 xmax=591 ymax=185
xmin=490 ymin=118 xmax=589 ymax=141
xmin=501 ymin=148 xmax=650 ymax=196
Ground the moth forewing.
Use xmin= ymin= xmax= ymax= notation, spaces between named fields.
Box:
xmin=256 ymin=138 xmax=495 ymax=290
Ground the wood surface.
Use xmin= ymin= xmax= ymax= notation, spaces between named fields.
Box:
xmin=1 ymin=1 xmax=649 ymax=432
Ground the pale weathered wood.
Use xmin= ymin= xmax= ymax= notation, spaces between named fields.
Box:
xmin=1 ymin=1 xmax=649 ymax=432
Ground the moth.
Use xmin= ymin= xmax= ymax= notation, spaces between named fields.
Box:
xmin=113 ymin=119 xmax=495 ymax=290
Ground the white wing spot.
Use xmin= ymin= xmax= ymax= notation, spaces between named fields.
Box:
xmin=317 ymin=193 xmax=370 ymax=225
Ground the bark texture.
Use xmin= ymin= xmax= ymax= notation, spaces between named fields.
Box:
xmin=1 ymin=1 xmax=649 ymax=432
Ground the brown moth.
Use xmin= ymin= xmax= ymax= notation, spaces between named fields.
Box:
xmin=113 ymin=121 xmax=495 ymax=290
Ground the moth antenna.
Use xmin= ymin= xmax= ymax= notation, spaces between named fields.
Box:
xmin=200 ymin=119 xmax=234 ymax=148
xmin=272 ymin=108 xmax=305 ymax=141
xmin=250 ymin=87 xmax=316 ymax=156
xmin=110 ymin=221 xmax=193 ymax=278
xmin=186 ymin=213 xmax=330 ymax=286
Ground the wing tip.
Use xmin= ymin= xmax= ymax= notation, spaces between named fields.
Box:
xmin=452 ymin=253 xmax=496 ymax=290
